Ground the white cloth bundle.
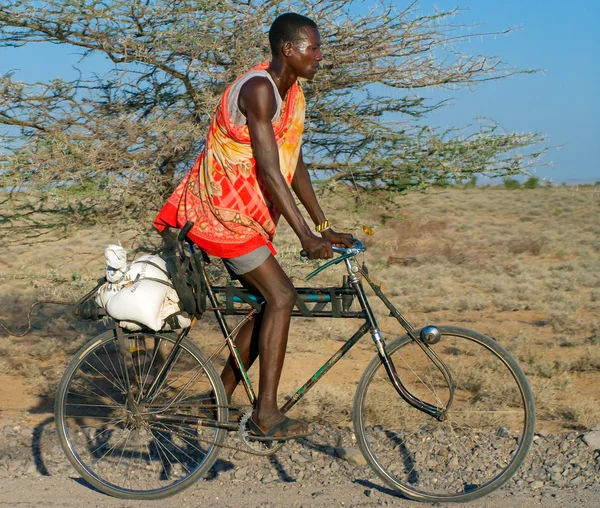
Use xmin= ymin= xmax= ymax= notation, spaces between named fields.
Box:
xmin=104 ymin=244 xmax=128 ymax=283
xmin=96 ymin=249 xmax=191 ymax=331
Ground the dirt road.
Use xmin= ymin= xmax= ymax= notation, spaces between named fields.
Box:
xmin=0 ymin=419 xmax=599 ymax=508
xmin=1 ymin=473 xmax=599 ymax=507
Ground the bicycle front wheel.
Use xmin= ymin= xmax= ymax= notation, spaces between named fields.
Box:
xmin=354 ymin=326 xmax=535 ymax=503
xmin=55 ymin=330 xmax=228 ymax=500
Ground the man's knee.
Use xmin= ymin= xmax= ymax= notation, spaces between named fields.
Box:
xmin=266 ymin=284 xmax=296 ymax=311
xmin=241 ymin=256 xmax=297 ymax=311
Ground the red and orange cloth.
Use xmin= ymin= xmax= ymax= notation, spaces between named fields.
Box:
xmin=154 ymin=62 xmax=305 ymax=258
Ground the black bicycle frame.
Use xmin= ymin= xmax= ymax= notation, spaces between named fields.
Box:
xmin=135 ymin=232 xmax=454 ymax=428
xmin=198 ymin=257 xmax=453 ymax=422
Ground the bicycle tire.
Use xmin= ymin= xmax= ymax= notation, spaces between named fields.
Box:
xmin=55 ymin=329 xmax=228 ymax=500
xmin=353 ymin=325 xmax=535 ymax=503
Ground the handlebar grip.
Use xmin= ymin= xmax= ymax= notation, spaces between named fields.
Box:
xmin=300 ymin=238 xmax=361 ymax=258
xmin=178 ymin=221 xmax=194 ymax=242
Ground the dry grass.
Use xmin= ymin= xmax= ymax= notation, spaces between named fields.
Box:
xmin=1 ymin=185 xmax=599 ymax=430
xmin=555 ymin=400 xmax=600 ymax=431
xmin=277 ymin=185 xmax=600 ymax=430
xmin=293 ymin=385 xmax=355 ymax=425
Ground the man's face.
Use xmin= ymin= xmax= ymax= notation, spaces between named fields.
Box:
xmin=288 ymin=26 xmax=323 ymax=80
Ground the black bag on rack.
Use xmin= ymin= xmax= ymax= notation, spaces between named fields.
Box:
xmin=162 ymin=223 xmax=208 ymax=319
xmin=73 ymin=278 xmax=107 ymax=320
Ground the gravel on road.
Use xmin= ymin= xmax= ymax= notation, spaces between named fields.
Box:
xmin=0 ymin=421 xmax=599 ymax=507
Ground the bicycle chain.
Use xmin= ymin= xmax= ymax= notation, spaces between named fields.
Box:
xmin=146 ymin=411 xmax=283 ymax=456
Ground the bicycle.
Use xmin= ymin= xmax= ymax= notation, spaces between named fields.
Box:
xmin=55 ymin=221 xmax=535 ymax=503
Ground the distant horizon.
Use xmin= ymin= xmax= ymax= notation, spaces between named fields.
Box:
xmin=477 ymin=177 xmax=599 ymax=186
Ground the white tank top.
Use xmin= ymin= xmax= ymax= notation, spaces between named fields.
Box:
xmin=227 ymin=70 xmax=283 ymax=126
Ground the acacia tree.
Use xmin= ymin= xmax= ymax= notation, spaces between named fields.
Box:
xmin=0 ymin=0 xmax=546 ymax=241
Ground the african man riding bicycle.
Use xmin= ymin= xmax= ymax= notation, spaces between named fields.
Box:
xmin=154 ymin=13 xmax=355 ymax=441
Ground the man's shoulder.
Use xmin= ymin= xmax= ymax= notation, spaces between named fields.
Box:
xmin=239 ymin=75 xmax=275 ymax=98
xmin=238 ymin=76 xmax=278 ymax=118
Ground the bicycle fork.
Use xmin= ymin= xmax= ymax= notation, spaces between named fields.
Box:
xmin=344 ymin=259 xmax=453 ymax=421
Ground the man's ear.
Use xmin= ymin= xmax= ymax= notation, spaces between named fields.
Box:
xmin=282 ymin=41 xmax=293 ymax=58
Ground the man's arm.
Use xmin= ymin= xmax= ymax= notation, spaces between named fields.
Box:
xmin=290 ymin=148 xmax=326 ymax=226
xmin=291 ymin=148 xmax=355 ymax=247
xmin=240 ymin=77 xmax=332 ymax=259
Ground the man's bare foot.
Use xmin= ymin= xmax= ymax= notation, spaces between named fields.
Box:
xmin=248 ymin=412 xmax=314 ymax=441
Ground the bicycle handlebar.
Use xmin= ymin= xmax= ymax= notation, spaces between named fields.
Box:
xmin=300 ymin=239 xmax=365 ymax=259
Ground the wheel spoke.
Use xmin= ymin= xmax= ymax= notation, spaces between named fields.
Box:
xmin=150 ymin=428 xmax=198 ymax=470
xmin=355 ymin=327 xmax=534 ymax=502
xmin=55 ymin=332 xmax=227 ymax=498
xmin=154 ymin=361 xmax=210 ymax=410
xmin=77 ymin=368 xmax=124 ymax=408
xmin=92 ymin=428 xmax=130 ymax=462
xmin=67 ymin=382 xmax=122 ymax=407
xmin=102 ymin=344 xmax=128 ymax=393
xmin=82 ymin=359 xmax=127 ymax=399
xmin=137 ymin=338 xmax=163 ymax=403
xmin=94 ymin=349 xmax=127 ymax=394
xmin=149 ymin=421 xmax=210 ymax=456
xmin=115 ymin=428 xmax=132 ymax=473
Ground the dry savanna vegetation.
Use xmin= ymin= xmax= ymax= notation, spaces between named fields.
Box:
xmin=0 ymin=184 xmax=599 ymax=433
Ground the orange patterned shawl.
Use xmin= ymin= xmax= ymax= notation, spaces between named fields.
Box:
xmin=154 ymin=62 xmax=305 ymax=258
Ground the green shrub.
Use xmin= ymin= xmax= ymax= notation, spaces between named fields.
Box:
xmin=390 ymin=178 xmax=414 ymax=191
xmin=504 ymin=178 xmax=522 ymax=190
xmin=523 ymin=177 xmax=540 ymax=189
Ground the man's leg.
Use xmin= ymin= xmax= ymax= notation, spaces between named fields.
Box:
xmin=220 ymin=309 xmax=262 ymax=402
xmin=220 ymin=255 xmax=304 ymax=433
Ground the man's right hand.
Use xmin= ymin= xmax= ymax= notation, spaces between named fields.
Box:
xmin=301 ymin=234 xmax=333 ymax=260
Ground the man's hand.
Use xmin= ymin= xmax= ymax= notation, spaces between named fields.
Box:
xmin=301 ymin=234 xmax=333 ymax=260
xmin=321 ymin=228 xmax=356 ymax=248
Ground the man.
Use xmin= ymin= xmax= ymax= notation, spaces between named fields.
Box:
xmin=155 ymin=13 xmax=354 ymax=440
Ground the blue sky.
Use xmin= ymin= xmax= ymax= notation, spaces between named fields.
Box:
xmin=416 ymin=0 xmax=599 ymax=183
xmin=1 ymin=0 xmax=598 ymax=183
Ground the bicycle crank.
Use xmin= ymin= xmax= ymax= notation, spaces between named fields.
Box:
xmin=238 ymin=410 xmax=285 ymax=456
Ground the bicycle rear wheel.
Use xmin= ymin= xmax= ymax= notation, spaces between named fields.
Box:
xmin=354 ymin=326 xmax=534 ymax=503
xmin=55 ymin=329 xmax=227 ymax=500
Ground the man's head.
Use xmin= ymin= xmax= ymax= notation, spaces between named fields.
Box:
xmin=269 ymin=13 xmax=322 ymax=80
